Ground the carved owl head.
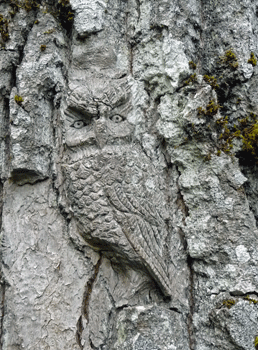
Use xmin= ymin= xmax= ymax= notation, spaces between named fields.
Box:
xmin=64 ymin=76 xmax=134 ymax=149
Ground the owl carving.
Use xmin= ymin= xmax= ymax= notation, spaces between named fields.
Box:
xmin=61 ymin=76 xmax=172 ymax=296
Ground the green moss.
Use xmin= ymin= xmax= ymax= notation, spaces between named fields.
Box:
xmin=219 ymin=49 xmax=239 ymax=69
xmin=10 ymin=0 xmax=40 ymax=13
xmin=0 ymin=14 xmax=9 ymax=42
xmin=237 ymin=113 xmax=258 ymax=159
xmin=233 ymin=129 xmax=241 ymax=138
xmin=58 ymin=0 xmax=70 ymax=5
xmin=225 ymin=49 xmax=237 ymax=60
xmin=243 ymin=295 xmax=258 ymax=304
xmin=44 ymin=28 xmax=55 ymax=34
xmin=189 ymin=61 xmax=197 ymax=70
xmin=1 ymin=1 xmax=40 ymax=42
xmin=216 ymin=115 xmax=228 ymax=128
xmin=255 ymin=336 xmax=258 ymax=349
xmin=54 ymin=0 xmax=74 ymax=30
xmin=8 ymin=0 xmax=73 ymax=32
xmin=183 ymin=51 xmax=258 ymax=163
xmin=197 ymin=100 xmax=222 ymax=117
xmin=206 ymin=100 xmax=222 ymax=116
xmin=223 ymin=299 xmax=236 ymax=309
xmin=215 ymin=112 xmax=258 ymax=161
xmin=203 ymin=75 xmax=219 ymax=89
xmin=248 ymin=52 xmax=257 ymax=66
xmin=184 ymin=73 xmax=197 ymax=86
xmin=41 ymin=0 xmax=74 ymax=32
xmin=22 ymin=0 xmax=39 ymax=11
xmin=197 ymin=106 xmax=205 ymax=115
xmin=14 ymin=95 xmax=23 ymax=105
xmin=215 ymin=115 xmax=236 ymax=154
xmin=230 ymin=61 xmax=238 ymax=69
xmin=241 ymin=123 xmax=258 ymax=155
xmin=204 ymin=152 xmax=211 ymax=161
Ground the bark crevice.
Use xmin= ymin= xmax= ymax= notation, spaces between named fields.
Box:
xmin=175 ymin=166 xmax=195 ymax=350
xmin=82 ymin=255 xmax=102 ymax=322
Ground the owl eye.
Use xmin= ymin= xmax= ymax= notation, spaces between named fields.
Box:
xmin=71 ymin=120 xmax=86 ymax=129
xmin=110 ymin=115 xmax=124 ymax=123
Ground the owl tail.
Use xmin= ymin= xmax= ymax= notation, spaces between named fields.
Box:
xmin=122 ymin=223 xmax=172 ymax=297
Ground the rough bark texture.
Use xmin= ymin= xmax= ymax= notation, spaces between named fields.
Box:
xmin=1 ymin=0 xmax=258 ymax=349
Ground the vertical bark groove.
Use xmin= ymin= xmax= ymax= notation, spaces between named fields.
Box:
xmin=82 ymin=255 xmax=102 ymax=322
xmin=0 ymin=180 xmax=4 ymax=347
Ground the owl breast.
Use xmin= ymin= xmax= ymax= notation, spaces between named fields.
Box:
xmin=62 ymin=144 xmax=172 ymax=296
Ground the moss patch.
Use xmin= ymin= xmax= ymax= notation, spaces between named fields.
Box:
xmin=10 ymin=0 xmax=40 ymax=13
xmin=197 ymin=100 xmax=222 ymax=117
xmin=203 ymin=75 xmax=219 ymax=89
xmin=248 ymin=52 xmax=257 ymax=66
xmin=189 ymin=61 xmax=196 ymax=70
xmin=8 ymin=0 xmax=74 ymax=33
xmin=0 ymin=14 xmax=9 ymax=43
xmin=184 ymin=73 xmax=197 ymax=86
xmin=51 ymin=0 xmax=74 ymax=32
xmin=219 ymin=49 xmax=239 ymax=70
xmin=44 ymin=28 xmax=55 ymax=34
xmin=223 ymin=299 xmax=236 ymax=309
xmin=254 ymin=336 xmax=258 ymax=349
xmin=14 ymin=95 xmax=23 ymax=105
xmin=243 ymin=295 xmax=258 ymax=304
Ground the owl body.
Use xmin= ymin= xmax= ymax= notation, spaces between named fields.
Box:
xmin=62 ymin=78 xmax=172 ymax=296
xmin=63 ymin=144 xmax=172 ymax=295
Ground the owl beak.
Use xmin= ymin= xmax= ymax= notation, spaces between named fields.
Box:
xmin=94 ymin=118 xmax=109 ymax=149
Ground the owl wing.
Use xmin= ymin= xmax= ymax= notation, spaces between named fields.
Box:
xmin=104 ymin=181 xmax=172 ymax=296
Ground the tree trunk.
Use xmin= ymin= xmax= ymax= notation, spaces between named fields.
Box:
xmin=1 ymin=0 xmax=258 ymax=349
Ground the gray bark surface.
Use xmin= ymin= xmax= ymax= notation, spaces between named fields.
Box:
xmin=1 ymin=0 xmax=258 ymax=349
